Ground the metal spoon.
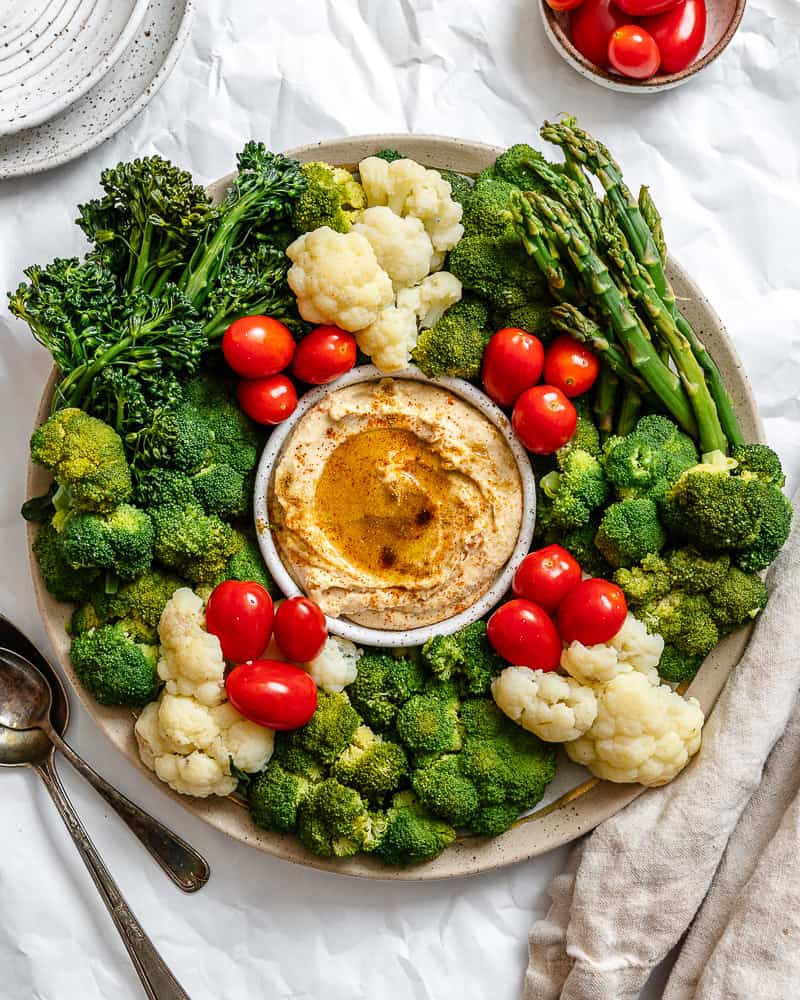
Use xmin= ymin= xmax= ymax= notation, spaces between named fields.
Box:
xmin=0 ymin=620 xmax=192 ymax=999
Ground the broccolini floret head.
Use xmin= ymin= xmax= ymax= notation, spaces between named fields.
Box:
xmin=708 ymin=568 xmax=768 ymax=631
xmin=602 ymin=414 xmax=698 ymax=502
xmin=58 ymin=503 xmax=154 ymax=581
xmin=412 ymin=297 xmax=491 ymax=381
xmin=461 ymin=176 xmax=518 ymax=239
xmin=33 ymin=522 xmax=101 ymax=603
xmin=30 ymin=409 xmax=132 ymax=514
xmin=249 ymin=760 xmax=316 ymax=833
xmin=292 ymin=161 xmax=367 ymax=234
xmin=299 ymin=691 xmax=362 ymax=765
xmin=395 ymin=689 xmax=462 ymax=761
xmin=331 ymin=726 xmax=409 ymax=802
xmin=539 ymin=449 xmax=609 ymax=532
xmin=345 ymin=653 xmax=427 ymax=731
xmin=448 ymin=234 xmax=547 ymax=311
xmin=421 ymin=620 xmax=504 ymax=697
xmin=150 ymin=501 xmax=240 ymax=583
xmin=594 ymin=497 xmax=667 ymax=569
xmin=296 ymin=778 xmax=375 ymax=858
xmin=372 ymin=791 xmax=457 ymax=867
xmin=70 ymin=622 xmax=160 ymax=706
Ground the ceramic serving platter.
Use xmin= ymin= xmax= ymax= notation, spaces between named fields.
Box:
xmin=27 ymin=135 xmax=762 ymax=880
xmin=0 ymin=0 xmax=150 ymax=135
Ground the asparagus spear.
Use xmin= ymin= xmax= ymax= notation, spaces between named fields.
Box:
xmin=638 ymin=186 xmax=666 ymax=265
xmin=594 ymin=365 xmax=618 ymax=441
xmin=616 ymin=385 xmax=642 ymax=437
xmin=508 ymin=191 xmax=580 ymax=302
xmin=517 ymin=154 xmax=603 ymax=246
xmin=527 ymin=192 xmax=697 ymax=437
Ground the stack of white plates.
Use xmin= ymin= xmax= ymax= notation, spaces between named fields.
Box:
xmin=0 ymin=0 xmax=195 ymax=177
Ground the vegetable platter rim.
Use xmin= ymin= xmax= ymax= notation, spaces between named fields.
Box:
xmin=253 ymin=363 xmax=537 ymax=649
xmin=26 ymin=133 xmax=763 ymax=881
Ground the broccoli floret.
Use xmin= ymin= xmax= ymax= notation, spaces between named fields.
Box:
xmin=494 ymin=144 xmax=553 ymax=190
xmin=69 ymin=602 xmax=103 ymax=637
xmin=461 ymin=176 xmax=518 ymax=239
xmin=731 ymin=443 xmax=785 ymax=487
xmin=493 ymin=300 xmax=553 ymax=340
xmin=557 ymin=402 xmax=602 ymax=460
xmin=371 ymin=148 xmax=403 ymax=162
xmin=666 ymin=548 xmax=730 ymax=594
xmin=470 ymin=802 xmax=523 ymax=837
xmin=70 ymin=622 xmax=160 ymax=706
xmin=134 ymin=468 xmax=196 ymax=508
xmin=448 ymin=234 xmax=546 ymax=311
xmin=331 ymin=726 xmax=409 ymax=802
xmin=657 ymin=644 xmax=702 ymax=685
xmin=372 ymin=791 xmax=457 ymax=867
xmin=412 ymin=297 xmax=490 ymax=381
xmin=182 ymin=374 xmax=263 ymax=476
xmin=594 ymin=498 xmax=667 ymax=569
xmin=272 ymin=730 xmax=327 ymax=782
xmin=614 ymin=553 xmax=672 ymax=605
xmin=639 ymin=591 xmax=720 ymax=660
xmin=708 ymin=568 xmax=768 ymax=631
xmin=33 ymin=522 xmax=101 ymax=603
xmin=299 ymin=691 xmax=361 ymax=765
xmin=538 ymin=519 xmax=611 ymax=580
xmin=292 ymin=161 xmax=367 ymax=234
xmin=58 ymin=504 xmax=154 ymax=581
xmin=150 ymin=501 xmax=240 ymax=583
xmin=421 ymin=620 xmax=504 ymax=697
xmin=346 ymin=653 xmax=427 ymax=730
xmin=249 ymin=760 xmax=316 ymax=833
xmin=733 ymin=486 xmax=793 ymax=572
xmin=602 ymin=414 xmax=698 ymax=502
xmin=218 ymin=533 xmax=278 ymax=597
xmin=296 ymin=778 xmax=376 ymax=858
xmin=30 ymin=409 xmax=132 ymax=515
xmin=411 ymin=754 xmax=479 ymax=826
xmin=191 ymin=462 xmax=248 ymax=518
xmin=438 ymin=169 xmax=473 ymax=206
xmin=91 ymin=567 xmax=185 ymax=628
xmin=395 ymin=690 xmax=462 ymax=761
xmin=539 ymin=449 xmax=609 ymax=531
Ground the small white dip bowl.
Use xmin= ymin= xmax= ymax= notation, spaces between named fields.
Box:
xmin=253 ymin=364 xmax=536 ymax=649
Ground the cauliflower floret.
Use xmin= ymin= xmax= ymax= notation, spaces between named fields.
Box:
xmin=157 ymin=587 xmax=226 ymax=706
xmin=209 ymin=702 xmax=275 ymax=774
xmin=396 ymin=271 xmax=462 ymax=329
xmin=158 ymin=692 xmax=218 ymax=752
xmin=305 ymin=635 xmax=361 ymax=693
xmin=355 ymin=304 xmax=418 ymax=373
xmin=154 ymin=752 xmax=237 ymax=799
xmin=608 ymin=613 xmax=664 ymax=683
xmin=565 ymin=672 xmax=704 ymax=786
xmin=492 ymin=667 xmax=598 ymax=743
xmin=352 ymin=207 xmax=434 ymax=290
xmin=358 ymin=157 xmax=464 ymax=257
xmin=561 ymin=641 xmax=621 ymax=686
xmin=286 ymin=227 xmax=394 ymax=331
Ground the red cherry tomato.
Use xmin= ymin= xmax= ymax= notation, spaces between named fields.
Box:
xmin=292 ymin=326 xmax=357 ymax=385
xmin=613 ymin=0 xmax=682 ymax=14
xmin=512 ymin=385 xmax=577 ymax=455
xmin=236 ymin=374 xmax=298 ymax=425
xmin=557 ymin=579 xmax=628 ymax=646
xmin=645 ymin=0 xmax=706 ymax=74
xmin=222 ymin=316 xmax=296 ymax=378
xmin=543 ymin=334 xmax=600 ymax=398
xmin=481 ymin=328 xmax=545 ymax=408
xmin=487 ymin=599 xmax=562 ymax=671
xmin=569 ymin=0 xmax=628 ymax=68
xmin=546 ymin=0 xmax=585 ymax=10
xmin=274 ymin=596 xmax=328 ymax=663
xmin=512 ymin=545 xmax=582 ymax=613
xmin=226 ymin=660 xmax=318 ymax=730
xmin=608 ymin=25 xmax=662 ymax=79
xmin=205 ymin=580 xmax=274 ymax=663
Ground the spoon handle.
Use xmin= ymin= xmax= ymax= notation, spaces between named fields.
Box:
xmin=49 ymin=729 xmax=209 ymax=893
xmin=35 ymin=755 xmax=190 ymax=1000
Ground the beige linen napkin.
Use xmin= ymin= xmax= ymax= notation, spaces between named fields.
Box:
xmin=524 ymin=490 xmax=800 ymax=1000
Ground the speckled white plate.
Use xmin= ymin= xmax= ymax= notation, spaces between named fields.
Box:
xmin=28 ymin=135 xmax=763 ymax=880
xmin=0 ymin=0 xmax=194 ymax=178
xmin=0 ymin=0 xmax=150 ymax=135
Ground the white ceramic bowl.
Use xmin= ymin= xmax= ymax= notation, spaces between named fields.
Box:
xmin=539 ymin=0 xmax=746 ymax=93
xmin=253 ymin=365 xmax=537 ymax=648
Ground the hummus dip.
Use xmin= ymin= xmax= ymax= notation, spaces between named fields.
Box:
xmin=267 ymin=378 xmax=523 ymax=630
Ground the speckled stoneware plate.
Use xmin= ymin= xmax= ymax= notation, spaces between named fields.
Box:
xmin=0 ymin=0 xmax=194 ymax=179
xmin=27 ymin=135 xmax=762 ymax=880
xmin=0 ymin=0 xmax=150 ymax=136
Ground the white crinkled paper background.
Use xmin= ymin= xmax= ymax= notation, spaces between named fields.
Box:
xmin=0 ymin=1 xmax=798 ymax=997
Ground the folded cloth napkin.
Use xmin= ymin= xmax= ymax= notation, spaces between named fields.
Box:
xmin=524 ymin=490 xmax=800 ymax=1000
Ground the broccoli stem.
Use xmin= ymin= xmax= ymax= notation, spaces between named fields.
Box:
xmin=528 ymin=193 xmax=698 ymax=438
xmin=616 ymin=385 xmax=642 ymax=437
xmin=593 ymin=365 xmax=618 ymax=440
xmin=508 ymin=192 xmax=580 ymax=302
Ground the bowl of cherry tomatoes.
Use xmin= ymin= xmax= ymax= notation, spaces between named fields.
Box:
xmin=539 ymin=0 xmax=745 ymax=91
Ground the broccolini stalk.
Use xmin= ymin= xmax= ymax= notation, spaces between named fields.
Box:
xmin=616 ymin=385 xmax=642 ymax=437
xmin=593 ymin=365 xmax=618 ymax=440
xmin=601 ymin=221 xmax=727 ymax=455
xmin=528 ymin=193 xmax=697 ymax=437
xmin=508 ymin=191 xmax=579 ymax=302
